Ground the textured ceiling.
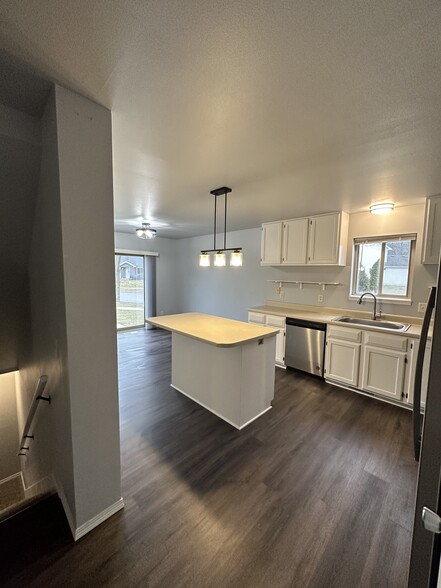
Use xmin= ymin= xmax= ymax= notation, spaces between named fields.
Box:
xmin=1 ymin=0 xmax=441 ymax=238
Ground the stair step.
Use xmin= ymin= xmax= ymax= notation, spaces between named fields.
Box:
xmin=0 ymin=491 xmax=53 ymax=524
xmin=0 ymin=494 xmax=71 ymax=584
xmin=0 ymin=476 xmax=25 ymax=512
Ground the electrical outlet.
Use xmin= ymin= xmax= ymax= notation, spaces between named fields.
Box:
xmin=318 ymin=294 xmax=324 ymax=303
xmin=275 ymin=286 xmax=281 ymax=294
xmin=418 ymin=302 xmax=427 ymax=313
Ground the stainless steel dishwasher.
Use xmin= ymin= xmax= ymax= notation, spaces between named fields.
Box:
xmin=285 ymin=317 xmax=326 ymax=377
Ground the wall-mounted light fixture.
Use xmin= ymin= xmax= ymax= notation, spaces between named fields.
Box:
xmin=136 ymin=222 xmax=157 ymax=239
xmin=369 ymin=202 xmax=394 ymax=215
xmin=199 ymin=187 xmax=243 ymax=267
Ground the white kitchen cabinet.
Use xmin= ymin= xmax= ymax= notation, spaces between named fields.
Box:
xmin=360 ymin=331 xmax=408 ymax=400
xmin=282 ymin=218 xmax=309 ymax=264
xmin=325 ymin=324 xmax=414 ymax=405
xmin=261 ymin=221 xmax=283 ymax=265
xmin=260 ymin=211 xmax=348 ymax=266
xmin=422 ymin=195 xmax=441 ymax=264
xmin=324 ymin=325 xmax=362 ymax=387
xmin=361 ymin=346 xmax=407 ymax=401
xmin=248 ymin=312 xmax=286 ymax=367
xmin=308 ymin=212 xmax=348 ymax=266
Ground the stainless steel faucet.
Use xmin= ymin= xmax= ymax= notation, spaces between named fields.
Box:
xmin=358 ymin=292 xmax=381 ymax=320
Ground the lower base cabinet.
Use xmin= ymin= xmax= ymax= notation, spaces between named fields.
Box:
xmin=360 ymin=346 xmax=406 ymax=401
xmin=325 ymin=325 xmax=419 ymax=406
xmin=325 ymin=341 xmax=360 ymax=387
xmin=248 ymin=312 xmax=286 ymax=367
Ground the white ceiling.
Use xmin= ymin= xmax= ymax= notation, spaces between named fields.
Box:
xmin=1 ymin=0 xmax=441 ymax=238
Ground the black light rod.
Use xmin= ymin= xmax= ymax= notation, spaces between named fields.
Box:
xmin=224 ymin=193 xmax=227 ymax=250
xmin=210 ymin=187 xmax=232 ymax=196
xmin=200 ymin=248 xmax=242 ymax=253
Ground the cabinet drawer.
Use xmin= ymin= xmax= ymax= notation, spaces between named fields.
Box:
xmin=266 ymin=315 xmax=286 ymax=328
xmin=248 ymin=312 xmax=266 ymax=324
xmin=327 ymin=325 xmax=362 ymax=343
xmin=364 ymin=331 xmax=408 ymax=351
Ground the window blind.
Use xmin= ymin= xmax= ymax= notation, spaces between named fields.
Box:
xmin=354 ymin=233 xmax=417 ymax=245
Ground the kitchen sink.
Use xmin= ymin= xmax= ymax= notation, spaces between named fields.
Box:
xmin=333 ymin=316 xmax=411 ymax=332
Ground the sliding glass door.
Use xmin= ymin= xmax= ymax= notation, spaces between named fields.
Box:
xmin=115 ymin=255 xmax=145 ymax=329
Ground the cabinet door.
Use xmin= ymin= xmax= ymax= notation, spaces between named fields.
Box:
xmin=265 ymin=315 xmax=285 ymax=366
xmin=275 ymin=329 xmax=286 ymax=366
xmin=422 ymin=195 xmax=441 ymax=264
xmin=261 ymin=222 xmax=283 ymax=265
xmin=282 ymin=218 xmax=308 ymax=264
xmin=361 ymin=346 xmax=406 ymax=400
xmin=308 ymin=213 xmax=341 ymax=265
xmin=324 ymin=339 xmax=360 ymax=387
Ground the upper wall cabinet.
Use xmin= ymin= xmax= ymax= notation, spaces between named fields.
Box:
xmin=261 ymin=221 xmax=283 ymax=264
xmin=422 ymin=195 xmax=441 ymax=264
xmin=261 ymin=211 xmax=349 ymax=266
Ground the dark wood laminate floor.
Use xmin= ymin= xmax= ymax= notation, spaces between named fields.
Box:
xmin=1 ymin=328 xmax=418 ymax=587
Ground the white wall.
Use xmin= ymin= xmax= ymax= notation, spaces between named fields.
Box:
xmin=176 ymin=204 xmax=438 ymax=320
xmin=0 ymin=372 xmax=20 ymax=480
xmin=17 ymin=85 xmax=121 ymax=533
xmin=114 ymin=232 xmax=179 ymax=316
xmin=55 ymin=85 xmax=121 ymax=528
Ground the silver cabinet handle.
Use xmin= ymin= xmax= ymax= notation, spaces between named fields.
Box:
xmin=422 ymin=507 xmax=441 ymax=534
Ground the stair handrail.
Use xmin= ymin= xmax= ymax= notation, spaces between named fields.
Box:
xmin=18 ymin=375 xmax=50 ymax=456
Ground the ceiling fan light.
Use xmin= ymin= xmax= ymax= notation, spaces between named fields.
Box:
xmin=199 ymin=252 xmax=210 ymax=267
xmin=136 ymin=222 xmax=156 ymax=239
xmin=230 ymin=250 xmax=243 ymax=266
xmin=369 ymin=202 xmax=394 ymax=215
xmin=214 ymin=252 xmax=226 ymax=267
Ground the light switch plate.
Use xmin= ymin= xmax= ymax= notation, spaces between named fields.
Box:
xmin=418 ymin=302 xmax=427 ymax=313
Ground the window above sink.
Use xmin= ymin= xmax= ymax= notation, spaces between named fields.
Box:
xmin=349 ymin=233 xmax=416 ymax=304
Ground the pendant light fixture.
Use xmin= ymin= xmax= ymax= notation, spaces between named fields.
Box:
xmin=199 ymin=187 xmax=243 ymax=267
xmin=136 ymin=222 xmax=157 ymax=239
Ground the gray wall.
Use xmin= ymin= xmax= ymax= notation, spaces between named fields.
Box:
xmin=17 ymin=85 xmax=121 ymax=530
xmin=176 ymin=228 xmax=274 ymax=321
xmin=114 ymin=232 xmax=179 ymax=316
xmin=176 ymin=204 xmax=438 ymax=321
xmin=16 ymin=87 xmax=75 ymax=508
xmin=0 ymin=104 xmax=41 ymax=373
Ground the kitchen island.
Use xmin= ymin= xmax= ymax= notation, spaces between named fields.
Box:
xmin=146 ymin=313 xmax=279 ymax=429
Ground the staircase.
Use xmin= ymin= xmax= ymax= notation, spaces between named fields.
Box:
xmin=0 ymin=474 xmax=52 ymax=524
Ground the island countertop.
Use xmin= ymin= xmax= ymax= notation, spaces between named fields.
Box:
xmin=146 ymin=312 xmax=279 ymax=347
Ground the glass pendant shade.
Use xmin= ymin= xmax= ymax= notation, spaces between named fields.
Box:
xmin=230 ymin=250 xmax=243 ymax=266
xmin=214 ymin=252 xmax=226 ymax=267
xmin=199 ymin=253 xmax=210 ymax=267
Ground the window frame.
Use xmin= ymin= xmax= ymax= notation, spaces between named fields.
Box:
xmin=349 ymin=234 xmax=416 ymax=305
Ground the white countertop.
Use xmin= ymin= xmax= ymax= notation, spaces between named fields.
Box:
xmin=249 ymin=302 xmax=424 ymax=338
xmin=146 ymin=313 xmax=279 ymax=347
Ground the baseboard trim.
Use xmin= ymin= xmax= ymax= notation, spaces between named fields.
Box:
xmin=51 ymin=476 xmax=125 ymax=541
xmin=74 ymin=498 xmax=125 ymax=541
xmin=0 ymin=471 xmax=22 ymax=486
xmin=22 ymin=473 xmax=56 ymax=499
